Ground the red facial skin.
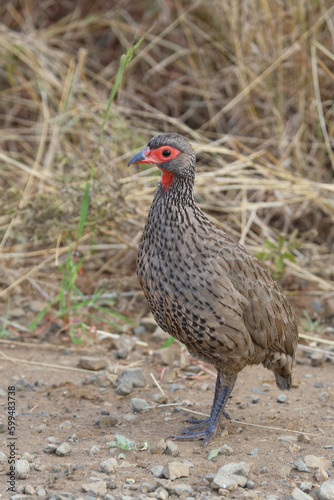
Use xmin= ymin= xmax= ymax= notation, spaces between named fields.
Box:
xmin=137 ymin=146 xmax=181 ymax=191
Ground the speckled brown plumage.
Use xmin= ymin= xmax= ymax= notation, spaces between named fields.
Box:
xmin=128 ymin=132 xmax=298 ymax=445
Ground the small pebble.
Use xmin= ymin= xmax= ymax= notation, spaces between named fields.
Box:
xmin=294 ymin=459 xmax=310 ymax=473
xmin=260 ymin=466 xmax=269 ymax=474
xmin=300 ymin=482 xmax=313 ymax=493
xmin=89 ymin=445 xmax=100 ymax=456
xmin=24 ymin=485 xmax=35 ymax=495
xmin=56 ymin=442 xmax=71 ymax=456
xmin=116 ymin=367 xmax=146 ymax=388
xmin=218 ymin=444 xmax=233 ymax=456
xmin=298 ymin=433 xmax=311 ymax=444
xmin=314 ymin=467 xmax=329 ymax=482
xmin=59 ymin=420 xmax=72 ymax=431
xmin=15 ymin=379 xmax=35 ymax=392
xmin=170 ymin=483 xmax=193 ymax=496
xmin=165 ymin=441 xmax=179 ymax=457
xmin=239 ymin=401 xmax=249 ymax=409
xmin=151 ymin=465 xmax=164 ymax=478
xmin=130 ymin=397 xmax=149 ymax=413
xmin=78 ymin=356 xmax=107 ymax=371
xmin=43 ymin=444 xmax=57 ymax=454
xmin=249 ymin=447 xmax=258 ymax=456
xmin=310 ymin=352 xmax=324 ymax=367
xmin=100 ymin=457 xmax=118 ymax=474
xmin=16 ymin=459 xmax=30 ymax=479
xmin=163 ymin=461 xmax=190 ymax=480
xmin=95 ymin=415 xmax=118 ymax=428
xmin=277 ymin=394 xmax=287 ymax=403
xmin=314 ymin=382 xmax=324 ymax=388
xmin=116 ymin=380 xmax=133 ymax=396
xmin=319 ymin=479 xmax=334 ymax=500
xmin=81 ymin=481 xmax=107 ymax=496
xmin=319 ymin=391 xmax=330 ymax=402
xmin=304 ymin=455 xmax=332 ymax=469
xmin=252 ymin=396 xmax=260 ymax=404
xmin=291 ymin=487 xmax=313 ymax=500
xmin=151 ymin=439 xmax=167 ymax=455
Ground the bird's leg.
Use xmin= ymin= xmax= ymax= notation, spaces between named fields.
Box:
xmin=168 ymin=377 xmax=236 ymax=446
xmin=184 ymin=374 xmax=225 ymax=427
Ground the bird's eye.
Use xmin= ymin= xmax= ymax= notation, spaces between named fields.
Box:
xmin=162 ymin=149 xmax=171 ymax=158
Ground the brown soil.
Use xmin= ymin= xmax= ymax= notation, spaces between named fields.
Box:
xmin=0 ymin=332 xmax=333 ymax=499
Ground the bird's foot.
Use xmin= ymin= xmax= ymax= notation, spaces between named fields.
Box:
xmin=167 ymin=422 xmax=217 ymax=446
xmin=185 ymin=409 xmax=230 ymax=425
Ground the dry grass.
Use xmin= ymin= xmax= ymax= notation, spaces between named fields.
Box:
xmin=0 ymin=0 xmax=334 ymax=335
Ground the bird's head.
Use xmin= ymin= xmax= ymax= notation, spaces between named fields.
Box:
xmin=128 ymin=133 xmax=196 ymax=191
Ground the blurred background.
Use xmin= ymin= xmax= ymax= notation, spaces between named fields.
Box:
xmin=1 ymin=0 xmax=334 ymax=341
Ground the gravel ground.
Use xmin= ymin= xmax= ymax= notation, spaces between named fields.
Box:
xmin=0 ymin=324 xmax=333 ymax=500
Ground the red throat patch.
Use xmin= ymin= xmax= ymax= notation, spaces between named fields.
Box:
xmin=161 ymin=170 xmax=174 ymax=191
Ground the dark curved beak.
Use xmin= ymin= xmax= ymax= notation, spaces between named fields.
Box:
xmin=128 ymin=149 xmax=149 ymax=166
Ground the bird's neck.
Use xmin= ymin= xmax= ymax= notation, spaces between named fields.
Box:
xmin=156 ymin=172 xmax=195 ymax=206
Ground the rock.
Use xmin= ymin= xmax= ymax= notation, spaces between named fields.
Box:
xmin=315 ymin=468 xmax=329 ymax=482
xmin=78 ymin=356 xmax=107 ymax=371
xmin=153 ymin=486 xmax=169 ymax=499
xmin=260 ymin=466 xmax=269 ymax=474
xmin=165 ymin=441 xmax=179 ymax=457
xmin=89 ymin=445 xmax=100 ymax=456
xmin=170 ymin=483 xmax=193 ymax=496
xmin=304 ymin=455 xmax=332 ymax=469
xmin=277 ymin=394 xmax=287 ymax=403
xmin=252 ymin=396 xmax=260 ymax=404
xmin=35 ymin=486 xmax=47 ymax=497
xmin=115 ymin=335 xmax=135 ymax=359
xmin=117 ymin=368 xmax=146 ymax=388
xmin=95 ymin=415 xmax=118 ymax=428
xmin=238 ymin=401 xmax=249 ymax=409
xmin=100 ymin=457 xmax=118 ymax=474
xmin=59 ymin=420 xmax=72 ymax=431
xmin=130 ymin=397 xmax=149 ymax=413
xmin=310 ymin=352 xmax=324 ymax=367
xmin=211 ymin=462 xmax=250 ymax=490
xmin=294 ymin=459 xmax=310 ymax=473
xmin=116 ymin=380 xmax=133 ymax=396
xmin=277 ymin=435 xmax=298 ymax=443
xmin=315 ymin=381 xmax=324 ymax=388
xmin=279 ymin=466 xmax=291 ymax=478
xmin=300 ymin=482 xmax=313 ymax=493
xmin=218 ymin=444 xmax=233 ymax=456
xmin=15 ymin=379 xmax=35 ymax=391
xmin=20 ymin=452 xmax=34 ymax=463
xmin=24 ymin=485 xmax=35 ymax=495
xmin=56 ymin=442 xmax=71 ymax=456
xmin=319 ymin=479 xmax=334 ymax=500
xmin=298 ymin=434 xmax=311 ymax=444
xmin=151 ymin=465 xmax=164 ymax=478
xmin=319 ymin=392 xmax=330 ymax=402
xmin=16 ymin=459 xmax=30 ymax=479
xmin=43 ymin=444 xmax=57 ymax=454
xmin=36 ymin=423 xmax=47 ymax=433
xmin=162 ymin=461 xmax=190 ymax=480
xmin=249 ymin=447 xmax=258 ymax=456
xmin=291 ymin=487 xmax=313 ymax=500
xmin=82 ymin=481 xmax=107 ymax=496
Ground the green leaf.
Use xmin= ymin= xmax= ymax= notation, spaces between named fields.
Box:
xmin=161 ymin=336 xmax=175 ymax=348
xmin=208 ymin=448 xmax=220 ymax=461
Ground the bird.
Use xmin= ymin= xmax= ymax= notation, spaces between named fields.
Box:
xmin=128 ymin=132 xmax=298 ymax=446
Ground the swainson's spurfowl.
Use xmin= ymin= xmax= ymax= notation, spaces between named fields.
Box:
xmin=128 ymin=132 xmax=298 ymax=446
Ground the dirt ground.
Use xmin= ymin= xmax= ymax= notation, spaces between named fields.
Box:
xmin=0 ymin=328 xmax=333 ymax=499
